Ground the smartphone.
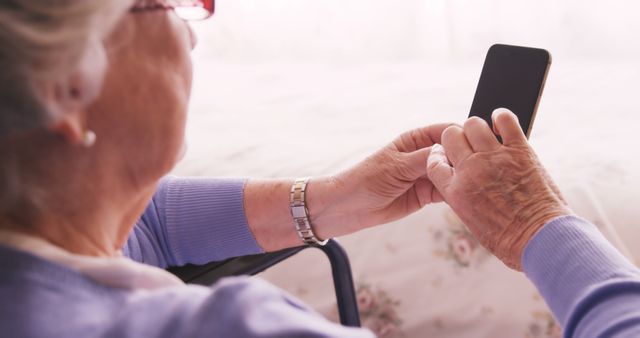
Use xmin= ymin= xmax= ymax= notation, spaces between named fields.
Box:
xmin=469 ymin=44 xmax=551 ymax=139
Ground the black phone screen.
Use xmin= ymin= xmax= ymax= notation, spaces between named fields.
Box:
xmin=469 ymin=44 xmax=551 ymax=138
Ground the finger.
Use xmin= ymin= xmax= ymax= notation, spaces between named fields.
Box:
xmin=441 ymin=125 xmax=473 ymax=166
xmin=393 ymin=122 xmax=457 ymax=153
xmin=414 ymin=177 xmax=444 ymax=206
xmin=491 ymin=108 xmax=528 ymax=146
xmin=426 ymin=144 xmax=454 ymax=191
xmin=432 ymin=188 xmax=444 ymax=203
xmin=463 ymin=116 xmax=501 ymax=152
xmin=400 ymin=146 xmax=432 ymax=180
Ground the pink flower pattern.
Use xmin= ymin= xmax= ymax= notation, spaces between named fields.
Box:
xmin=322 ymin=207 xmax=585 ymax=337
xmin=448 ymin=231 xmax=478 ymax=267
xmin=329 ymin=283 xmax=404 ymax=337
xmin=526 ymin=311 xmax=562 ymax=338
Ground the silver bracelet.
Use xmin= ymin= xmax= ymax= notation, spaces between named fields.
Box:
xmin=290 ymin=177 xmax=328 ymax=246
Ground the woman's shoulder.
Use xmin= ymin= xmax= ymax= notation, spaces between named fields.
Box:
xmin=0 ymin=244 xmax=205 ymax=337
xmin=0 ymin=250 xmax=371 ymax=338
xmin=0 ymin=244 xmax=128 ymax=337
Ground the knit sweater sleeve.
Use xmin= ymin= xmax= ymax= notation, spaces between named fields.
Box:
xmin=122 ymin=176 xmax=263 ymax=268
xmin=523 ymin=215 xmax=640 ymax=337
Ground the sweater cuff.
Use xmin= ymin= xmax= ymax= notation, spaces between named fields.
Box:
xmin=522 ymin=215 xmax=638 ymax=327
xmin=157 ymin=177 xmax=263 ymax=266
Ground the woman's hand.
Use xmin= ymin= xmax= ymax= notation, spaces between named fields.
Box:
xmin=426 ymin=109 xmax=572 ymax=270
xmin=308 ymin=123 xmax=452 ymax=238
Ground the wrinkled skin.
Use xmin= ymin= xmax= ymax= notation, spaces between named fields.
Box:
xmin=308 ymin=123 xmax=452 ymax=238
xmin=427 ymin=109 xmax=572 ymax=270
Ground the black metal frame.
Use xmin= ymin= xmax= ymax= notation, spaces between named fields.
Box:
xmin=168 ymin=239 xmax=361 ymax=327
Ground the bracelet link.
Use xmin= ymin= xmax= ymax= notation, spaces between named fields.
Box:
xmin=290 ymin=177 xmax=328 ymax=246
xmin=291 ymin=205 xmax=307 ymax=219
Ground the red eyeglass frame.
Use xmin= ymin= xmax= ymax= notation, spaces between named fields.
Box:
xmin=131 ymin=0 xmax=215 ymax=21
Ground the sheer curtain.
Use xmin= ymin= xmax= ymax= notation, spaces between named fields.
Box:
xmin=191 ymin=0 xmax=640 ymax=63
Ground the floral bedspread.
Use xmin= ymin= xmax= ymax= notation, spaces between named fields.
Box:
xmin=258 ymin=184 xmax=633 ymax=338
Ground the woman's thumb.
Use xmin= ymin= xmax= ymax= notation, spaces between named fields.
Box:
xmin=426 ymin=144 xmax=454 ymax=190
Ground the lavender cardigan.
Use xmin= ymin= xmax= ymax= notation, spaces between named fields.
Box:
xmin=0 ymin=177 xmax=638 ymax=337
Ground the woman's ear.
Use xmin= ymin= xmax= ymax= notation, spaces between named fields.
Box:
xmin=43 ymin=39 xmax=108 ymax=145
xmin=43 ymin=80 xmax=92 ymax=145
xmin=48 ymin=108 xmax=85 ymax=145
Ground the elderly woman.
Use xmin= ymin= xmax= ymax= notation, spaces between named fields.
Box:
xmin=0 ymin=1 xmax=450 ymax=337
xmin=2 ymin=1 xmax=639 ymax=338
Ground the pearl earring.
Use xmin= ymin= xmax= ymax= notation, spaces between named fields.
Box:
xmin=83 ymin=130 xmax=96 ymax=147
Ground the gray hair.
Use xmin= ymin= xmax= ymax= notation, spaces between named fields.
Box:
xmin=0 ymin=0 xmax=133 ymax=227
xmin=0 ymin=0 xmax=132 ymax=137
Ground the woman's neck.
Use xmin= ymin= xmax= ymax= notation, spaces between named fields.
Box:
xmin=0 ymin=185 xmax=155 ymax=257
xmin=0 ymin=129 xmax=162 ymax=258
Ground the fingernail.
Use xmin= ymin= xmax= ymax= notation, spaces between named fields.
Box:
xmin=492 ymin=107 xmax=511 ymax=118
xmin=427 ymin=144 xmax=442 ymax=166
